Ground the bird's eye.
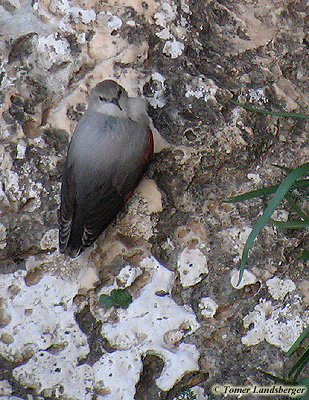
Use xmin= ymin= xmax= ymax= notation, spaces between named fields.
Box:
xmin=99 ymin=95 xmax=104 ymax=101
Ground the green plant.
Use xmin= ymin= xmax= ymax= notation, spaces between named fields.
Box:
xmin=223 ymin=98 xmax=309 ymax=397
xmin=100 ymin=288 xmax=132 ymax=309
xmin=173 ymin=388 xmax=197 ymax=400
xmin=226 ymin=93 xmax=309 ymax=284
xmin=258 ymin=327 xmax=309 ymax=400
xmin=225 ymin=163 xmax=309 ymax=284
xmin=228 ymin=99 xmax=309 ymax=119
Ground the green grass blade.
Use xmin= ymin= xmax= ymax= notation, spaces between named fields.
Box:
xmin=225 ymin=185 xmax=282 ymax=203
xmin=272 ymin=220 xmax=309 ymax=229
xmin=272 ymin=164 xmax=293 ymax=173
xmin=238 ymin=163 xmax=309 ymax=284
xmin=288 ymin=347 xmax=309 ymax=381
xmin=228 ymin=99 xmax=309 ymax=119
xmin=300 ymin=250 xmax=309 ymax=260
xmin=224 ymin=180 xmax=309 ymax=204
xmin=257 ymin=369 xmax=290 ymax=384
xmin=285 ymin=194 xmax=309 ymax=222
xmin=286 ymin=326 xmax=309 ymax=356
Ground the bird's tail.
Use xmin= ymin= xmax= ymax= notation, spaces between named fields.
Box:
xmin=60 ymin=205 xmax=84 ymax=258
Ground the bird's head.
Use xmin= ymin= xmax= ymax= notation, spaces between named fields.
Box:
xmin=90 ymin=80 xmax=129 ymax=117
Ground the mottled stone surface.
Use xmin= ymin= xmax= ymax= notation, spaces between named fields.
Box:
xmin=0 ymin=0 xmax=308 ymax=399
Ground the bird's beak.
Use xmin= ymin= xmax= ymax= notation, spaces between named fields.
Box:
xmin=112 ymin=98 xmax=122 ymax=110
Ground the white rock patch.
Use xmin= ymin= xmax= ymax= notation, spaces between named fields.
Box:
xmin=147 ymin=72 xmax=166 ymax=108
xmin=0 ymin=257 xmax=201 ymax=399
xmin=40 ymin=228 xmax=58 ymax=250
xmin=231 ymin=268 xmax=257 ymax=289
xmin=100 ymin=257 xmax=200 ymax=393
xmin=177 ymin=248 xmax=208 ymax=287
xmin=266 ymin=277 xmax=296 ymax=300
xmin=199 ymin=297 xmax=218 ymax=318
xmin=154 ymin=1 xmax=186 ymax=58
xmin=0 ymin=222 xmax=7 ymax=250
xmin=242 ymin=297 xmax=309 ymax=351
xmin=163 ymin=38 xmax=184 ymax=58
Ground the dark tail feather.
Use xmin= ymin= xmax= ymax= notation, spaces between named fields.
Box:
xmin=60 ymin=206 xmax=84 ymax=258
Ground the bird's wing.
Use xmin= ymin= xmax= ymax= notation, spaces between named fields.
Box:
xmin=59 ymin=161 xmax=143 ymax=257
xmin=59 ymin=163 xmax=76 ymax=253
xmin=79 ymin=130 xmax=152 ymax=251
xmin=59 ymin=116 xmax=152 ymax=257
xmin=80 ymin=180 xmax=124 ymax=249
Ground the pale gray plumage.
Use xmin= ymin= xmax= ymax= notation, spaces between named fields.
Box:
xmin=59 ymin=80 xmax=153 ymax=257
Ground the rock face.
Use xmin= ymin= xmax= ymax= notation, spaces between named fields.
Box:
xmin=0 ymin=1 xmax=308 ymax=399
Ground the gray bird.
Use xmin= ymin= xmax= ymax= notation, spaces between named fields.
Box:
xmin=59 ymin=80 xmax=153 ymax=258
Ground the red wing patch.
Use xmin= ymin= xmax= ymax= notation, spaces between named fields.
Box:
xmin=143 ymin=128 xmax=154 ymax=164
